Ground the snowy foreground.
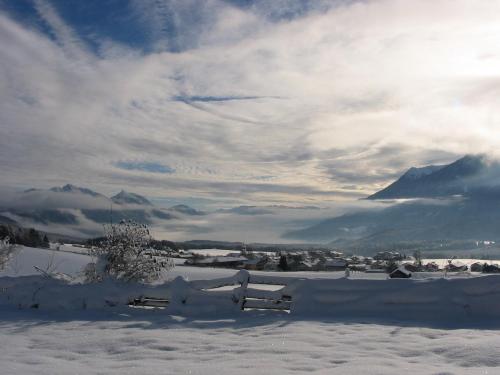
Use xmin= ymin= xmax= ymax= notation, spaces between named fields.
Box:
xmin=2 ymin=246 xmax=500 ymax=374
xmin=1 ymin=309 xmax=500 ymax=375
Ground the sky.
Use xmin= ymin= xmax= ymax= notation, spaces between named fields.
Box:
xmin=2 ymin=0 xmax=500 ymax=210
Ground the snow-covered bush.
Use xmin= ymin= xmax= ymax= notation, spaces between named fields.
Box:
xmin=0 ymin=236 xmax=17 ymax=270
xmin=89 ymin=220 xmax=173 ymax=283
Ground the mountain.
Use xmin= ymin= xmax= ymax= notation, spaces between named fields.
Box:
xmin=0 ymin=185 xmax=174 ymax=238
xmin=284 ymin=197 xmax=500 ymax=247
xmin=285 ymin=155 xmax=500 ymax=249
xmin=49 ymin=184 xmax=104 ymax=198
xmin=367 ymin=155 xmax=489 ymax=200
xmin=217 ymin=206 xmax=274 ymax=215
xmin=111 ymin=190 xmax=152 ymax=206
xmin=169 ymin=204 xmax=205 ymax=216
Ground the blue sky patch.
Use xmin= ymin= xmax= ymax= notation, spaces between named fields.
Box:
xmin=172 ymin=95 xmax=264 ymax=103
xmin=116 ymin=161 xmax=175 ymax=174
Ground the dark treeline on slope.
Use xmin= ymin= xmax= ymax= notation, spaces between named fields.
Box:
xmin=86 ymin=236 xmax=330 ymax=253
xmin=0 ymin=224 xmax=50 ymax=248
xmin=86 ymin=236 xmax=180 ymax=252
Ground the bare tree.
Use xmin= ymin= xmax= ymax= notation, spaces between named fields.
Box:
xmin=89 ymin=220 xmax=173 ymax=283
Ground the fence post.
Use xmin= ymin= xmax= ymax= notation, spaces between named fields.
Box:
xmin=238 ymin=273 xmax=250 ymax=310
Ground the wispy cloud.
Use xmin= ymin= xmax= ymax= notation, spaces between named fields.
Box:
xmin=115 ymin=161 xmax=175 ymax=174
xmin=2 ymin=0 xmax=500 ymax=208
xmin=172 ymin=95 xmax=274 ymax=102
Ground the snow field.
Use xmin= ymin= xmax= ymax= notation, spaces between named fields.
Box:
xmin=2 ymin=246 xmax=500 ymax=374
xmin=1 ymin=310 xmax=499 ymax=375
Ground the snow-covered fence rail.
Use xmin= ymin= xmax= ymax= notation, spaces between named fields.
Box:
xmin=284 ymin=275 xmax=500 ymax=321
xmin=5 ymin=272 xmax=500 ymax=321
xmin=182 ymin=270 xmax=294 ymax=311
xmin=242 ymin=274 xmax=294 ymax=311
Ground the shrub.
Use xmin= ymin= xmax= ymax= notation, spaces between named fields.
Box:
xmin=89 ymin=220 xmax=173 ymax=283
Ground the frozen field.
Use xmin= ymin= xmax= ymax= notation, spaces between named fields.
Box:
xmin=1 ymin=309 xmax=500 ymax=375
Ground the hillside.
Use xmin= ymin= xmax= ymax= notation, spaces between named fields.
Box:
xmin=285 ymin=155 xmax=500 ymax=250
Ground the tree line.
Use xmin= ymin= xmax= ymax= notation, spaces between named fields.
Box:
xmin=0 ymin=224 xmax=50 ymax=248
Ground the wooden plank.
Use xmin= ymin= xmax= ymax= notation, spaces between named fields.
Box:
xmin=243 ymin=299 xmax=291 ymax=310
xmin=190 ymin=276 xmax=242 ymax=290
xmin=248 ymin=274 xmax=300 ymax=286
xmin=130 ymin=298 xmax=169 ymax=307
xmin=246 ymin=287 xmax=284 ymax=300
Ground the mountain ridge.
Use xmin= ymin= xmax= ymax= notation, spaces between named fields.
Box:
xmin=285 ymin=155 xmax=500 ymax=247
xmin=367 ymin=154 xmax=491 ymax=200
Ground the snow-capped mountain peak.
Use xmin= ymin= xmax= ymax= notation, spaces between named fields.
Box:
xmin=111 ymin=190 xmax=152 ymax=206
xmin=49 ymin=184 xmax=102 ymax=197
xmin=402 ymin=165 xmax=445 ymax=180
xmin=368 ymin=154 xmax=490 ymax=200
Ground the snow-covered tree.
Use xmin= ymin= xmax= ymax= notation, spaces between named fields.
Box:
xmin=88 ymin=220 xmax=173 ymax=283
xmin=0 ymin=236 xmax=16 ymax=270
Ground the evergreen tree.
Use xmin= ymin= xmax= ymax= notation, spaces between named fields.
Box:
xmin=42 ymin=235 xmax=50 ymax=248
xmin=278 ymin=255 xmax=289 ymax=271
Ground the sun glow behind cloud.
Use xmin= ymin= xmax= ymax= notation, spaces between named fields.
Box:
xmin=2 ymin=0 xmax=500 ymax=207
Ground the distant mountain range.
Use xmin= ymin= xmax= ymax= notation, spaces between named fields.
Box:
xmin=4 ymin=154 xmax=500 ymax=251
xmin=0 ymin=184 xmax=205 ymax=238
xmin=111 ymin=190 xmax=152 ymax=206
xmin=285 ymin=155 xmax=500 ymax=250
xmin=48 ymin=184 xmax=105 ymax=198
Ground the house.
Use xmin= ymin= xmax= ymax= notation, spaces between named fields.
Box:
xmin=423 ymin=262 xmax=440 ymax=272
xmin=370 ymin=261 xmax=387 ymax=270
xmin=350 ymin=256 xmax=365 ymax=264
xmin=324 ymin=259 xmax=348 ymax=271
xmin=390 ymin=266 xmax=412 ymax=278
xmin=242 ymin=256 xmax=270 ymax=270
xmin=470 ymin=262 xmax=484 ymax=272
xmin=289 ymin=260 xmax=314 ymax=271
xmin=364 ymin=257 xmax=374 ymax=265
xmin=482 ymin=263 xmax=500 ymax=273
xmin=374 ymin=251 xmax=403 ymax=261
xmin=186 ymin=256 xmax=247 ymax=268
xmin=445 ymin=261 xmax=468 ymax=272
xmin=349 ymin=264 xmax=367 ymax=272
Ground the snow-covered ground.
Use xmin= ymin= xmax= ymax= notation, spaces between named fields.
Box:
xmin=2 ymin=246 xmax=500 ymax=375
xmin=0 ymin=246 xmax=92 ymax=277
xmin=2 ymin=246 xmax=495 ymax=282
xmin=188 ymin=248 xmax=240 ymax=256
xmin=1 ymin=309 xmax=500 ymax=375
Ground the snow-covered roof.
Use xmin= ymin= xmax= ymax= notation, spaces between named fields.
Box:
xmin=193 ymin=256 xmax=247 ymax=264
xmin=391 ymin=266 xmax=411 ymax=276
xmin=325 ymin=259 xmax=348 ymax=267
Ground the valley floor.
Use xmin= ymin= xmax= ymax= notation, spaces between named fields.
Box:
xmin=1 ymin=309 xmax=500 ymax=375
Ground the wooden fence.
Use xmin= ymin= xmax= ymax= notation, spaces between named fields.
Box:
xmin=131 ymin=271 xmax=296 ymax=312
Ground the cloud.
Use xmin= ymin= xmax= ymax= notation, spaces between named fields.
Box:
xmin=115 ymin=161 xmax=175 ymax=174
xmin=2 ymin=0 xmax=500 ymax=209
xmin=172 ymin=95 xmax=274 ymax=102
